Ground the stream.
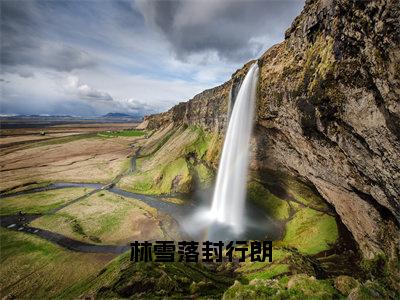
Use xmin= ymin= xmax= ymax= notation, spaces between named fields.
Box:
xmin=0 ymin=148 xmax=284 ymax=254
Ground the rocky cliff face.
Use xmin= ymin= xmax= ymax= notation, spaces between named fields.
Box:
xmin=140 ymin=0 xmax=400 ymax=259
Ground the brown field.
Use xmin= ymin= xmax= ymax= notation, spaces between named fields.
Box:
xmin=0 ymin=123 xmax=139 ymax=192
xmin=0 ymin=123 xmax=137 ymax=147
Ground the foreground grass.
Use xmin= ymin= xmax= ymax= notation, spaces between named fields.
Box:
xmin=0 ymin=188 xmax=91 ymax=216
xmin=31 ymin=191 xmax=168 ymax=244
xmin=59 ymin=252 xmax=234 ymax=299
xmin=0 ymin=228 xmax=113 ymax=299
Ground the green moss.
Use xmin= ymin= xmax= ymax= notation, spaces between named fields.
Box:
xmin=360 ymin=253 xmax=392 ymax=282
xmin=205 ymin=132 xmax=223 ymax=165
xmin=160 ymin=157 xmax=192 ymax=193
xmin=283 ymin=177 xmax=328 ymax=210
xmin=119 ymin=125 xmax=216 ymax=195
xmin=348 ymin=280 xmax=396 ymax=299
xmin=248 ymin=181 xmax=290 ymax=220
xmin=127 ymin=171 xmax=155 ymax=193
xmin=287 ymin=274 xmax=337 ymax=298
xmin=301 ymin=35 xmax=335 ymax=94
xmin=222 ymin=281 xmax=282 ymax=299
xmin=59 ymin=252 xmax=232 ymax=299
xmin=282 ymin=208 xmax=338 ymax=255
xmin=119 ymin=157 xmax=192 ymax=195
xmin=194 ymin=163 xmax=213 ymax=185
xmin=236 ymin=249 xmax=291 ymax=274
xmin=244 ymin=264 xmax=290 ymax=281
xmin=223 ymin=275 xmax=339 ymax=300
xmin=183 ymin=126 xmax=211 ymax=158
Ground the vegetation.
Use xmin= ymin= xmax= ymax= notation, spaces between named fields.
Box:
xmin=118 ymin=125 xmax=217 ymax=194
xmin=284 ymin=176 xmax=329 ymax=211
xmin=248 ymin=181 xmax=290 ymax=220
xmin=1 ymin=119 xmax=397 ymax=299
xmin=282 ymin=207 xmax=338 ymax=255
xmin=31 ymin=191 xmax=167 ymax=244
xmin=0 ymin=228 xmax=110 ymax=299
xmin=223 ymin=274 xmax=339 ymax=300
xmin=22 ymin=133 xmax=98 ymax=150
xmin=0 ymin=188 xmax=91 ymax=216
xmin=97 ymin=129 xmax=146 ymax=138
xmin=193 ymin=163 xmax=214 ymax=185
xmin=243 ymin=264 xmax=290 ymax=281
xmin=58 ymin=252 xmax=234 ymax=299
xmin=0 ymin=181 xmax=52 ymax=195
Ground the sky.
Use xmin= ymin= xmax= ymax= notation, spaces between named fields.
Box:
xmin=0 ymin=0 xmax=304 ymax=117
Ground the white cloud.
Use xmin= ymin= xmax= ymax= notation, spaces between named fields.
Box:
xmin=63 ymin=75 xmax=113 ymax=101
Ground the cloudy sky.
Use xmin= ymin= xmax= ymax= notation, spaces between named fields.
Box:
xmin=1 ymin=0 xmax=304 ymax=117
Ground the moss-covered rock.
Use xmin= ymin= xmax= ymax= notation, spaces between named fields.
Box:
xmin=61 ymin=252 xmax=233 ymax=299
xmin=347 ymin=280 xmax=395 ymax=300
xmin=334 ymin=275 xmax=359 ymax=296
xmin=222 ymin=280 xmax=280 ymax=300
xmin=286 ymin=274 xmax=336 ymax=298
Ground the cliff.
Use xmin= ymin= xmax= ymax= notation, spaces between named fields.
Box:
xmin=140 ymin=0 xmax=400 ymax=260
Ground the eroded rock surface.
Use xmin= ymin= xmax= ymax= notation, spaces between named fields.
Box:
xmin=140 ymin=0 xmax=400 ymax=259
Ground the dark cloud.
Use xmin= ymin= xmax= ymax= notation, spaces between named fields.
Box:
xmin=1 ymin=0 xmax=305 ymax=117
xmin=1 ymin=0 xmax=96 ymax=72
xmin=136 ymin=0 xmax=304 ymax=62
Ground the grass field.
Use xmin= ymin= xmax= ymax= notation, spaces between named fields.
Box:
xmin=31 ymin=191 xmax=169 ymax=244
xmin=0 ymin=188 xmax=92 ymax=216
xmin=98 ymin=129 xmax=146 ymax=138
xmin=0 ymin=228 xmax=114 ymax=299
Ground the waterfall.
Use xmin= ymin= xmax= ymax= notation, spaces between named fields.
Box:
xmin=210 ymin=62 xmax=259 ymax=234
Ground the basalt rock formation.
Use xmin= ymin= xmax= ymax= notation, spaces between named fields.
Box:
xmin=140 ymin=0 xmax=400 ymax=260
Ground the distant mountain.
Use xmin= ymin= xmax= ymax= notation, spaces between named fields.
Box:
xmin=103 ymin=113 xmax=135 ymax=118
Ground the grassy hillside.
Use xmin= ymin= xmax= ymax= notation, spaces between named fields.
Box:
xmin=118 ymin=125 xmax=221 ymax=195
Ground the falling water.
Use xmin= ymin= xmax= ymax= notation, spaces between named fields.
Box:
xmin=210 ymin=62 xmax=259 ymax=234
